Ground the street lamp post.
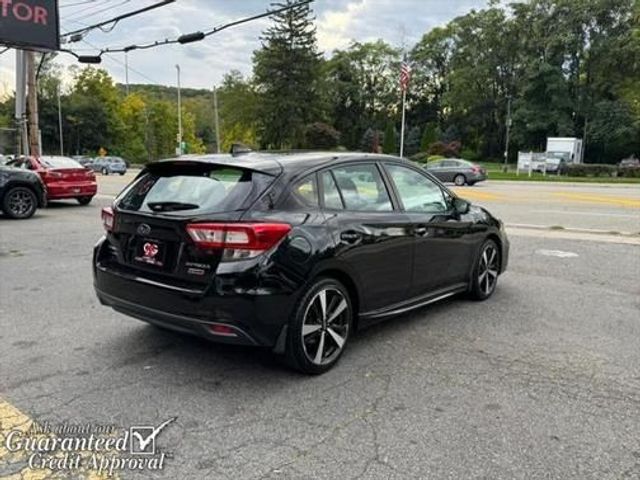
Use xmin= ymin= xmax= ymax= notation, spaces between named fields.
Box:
xmin=213 ymin=85 xmax=221 ymax=154
xmin=176 ymin=64 xmax=183 ymax=156
xmin=503 ymin=95 xmax=512 ymax=173
xmin=57 ymin=83 xmax=64 ymax=156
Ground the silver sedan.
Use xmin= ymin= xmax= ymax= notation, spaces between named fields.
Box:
xmin=424 ymin=158 xmax=487 ymax=186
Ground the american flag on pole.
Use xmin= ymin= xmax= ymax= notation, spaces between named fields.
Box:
xmin=400 ymin=61 xmax=411 ymax=92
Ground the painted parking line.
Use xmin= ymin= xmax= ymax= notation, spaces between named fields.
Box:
xmin=0 ymin=398 xmax=110 ymax=479
xmin=552 ymin=192 xmax=640 ymax=209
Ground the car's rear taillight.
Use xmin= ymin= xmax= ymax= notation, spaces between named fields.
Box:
xmin=86 ymin=170 xmax=95 ymax=179
xmin=44 ymin=171 xmax=62 ymax=179
xmin=101 ymin=207 xmax=114 ymax=231
xmin=471 ymin=166 xmax=481 ymax=173
xmin=186 ymin=223 xmax=291 ymax=260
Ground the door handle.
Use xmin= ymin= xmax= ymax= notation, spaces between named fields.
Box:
xmin=414 ymin=226 xmax=429 ymax=237
xmin=340 ymin=230 xmax=362 ymax=244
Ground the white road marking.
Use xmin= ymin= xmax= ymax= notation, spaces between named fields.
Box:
xmin=533 ymin=209 xmax=640 ymax=218
xmin=536 ymin=249 xmax=579 ymax=258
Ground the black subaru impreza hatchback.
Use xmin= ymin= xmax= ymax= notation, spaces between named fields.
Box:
xmin=94 ymin=152 xmax=508 ymax=374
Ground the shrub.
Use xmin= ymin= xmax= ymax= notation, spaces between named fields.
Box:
xmin=617 ymin=166 xmax=640 ymax=178
xmin=460 ymin=148 xmax=480 ymax=161
xmin=410 ymin=152 xmax=430 ymax=163
xmin=305 ymin=122 xmax=340 ymax=149
xmin=566 ymin=164 xmax=617 ymax=177
xmin=427 ymin=141 xmax=461 ymax=158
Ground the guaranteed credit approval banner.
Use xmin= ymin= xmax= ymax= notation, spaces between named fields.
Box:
xmin=0 ymin=0 xmax=60 ymax=51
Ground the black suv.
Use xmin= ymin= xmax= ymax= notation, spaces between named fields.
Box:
xmin=94 ymin=153 xmax=509 ymax=374
xmin=0 ymin=164 xmax=47 ymax=219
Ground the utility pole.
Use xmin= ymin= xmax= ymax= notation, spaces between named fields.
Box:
xmin=175 ymin=64 xmax=182 ymax=155
xmin=125 ymin=52 xmax=130 ymax=95
xmin=57 ymin=83 xmax=64 ymax=156
xmin=15 ymin=50 xmax=28 ymax=156
xmin=26 ymin=51 xmax=40 ymax=157
xmin=213 ymin=85 xmax=221 ymax=153
xmin=503 ymin=95 xmax=512 ymax=173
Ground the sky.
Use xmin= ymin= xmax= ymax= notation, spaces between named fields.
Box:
xmin=0 ymin=0 xmax=488 ymax=95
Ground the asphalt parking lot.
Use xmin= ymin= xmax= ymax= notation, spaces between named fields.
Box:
xmin=1 ymin=180 xmax=639 ymax=479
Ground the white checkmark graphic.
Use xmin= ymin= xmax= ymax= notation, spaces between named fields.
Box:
xmin=132 ymin=417 xmax=177 ymax=451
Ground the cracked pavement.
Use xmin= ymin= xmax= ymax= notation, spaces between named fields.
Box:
xmin=1 ymin=195 xmax=639 ymax=479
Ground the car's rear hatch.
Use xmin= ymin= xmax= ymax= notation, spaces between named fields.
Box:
xmin=97 ymin=159 xmax=280 ymax=289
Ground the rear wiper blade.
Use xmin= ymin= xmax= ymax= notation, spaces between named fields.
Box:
xmin=147 ymin=201 xmax=200 ymax=212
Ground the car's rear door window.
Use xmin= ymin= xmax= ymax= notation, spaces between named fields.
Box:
xmin=320 ymin=171 xmax=344 ymax=210
xmin=330 ymin=164 xmax=392 ymax=212
xmin=117 ymin=164 xmax=274 ymax=215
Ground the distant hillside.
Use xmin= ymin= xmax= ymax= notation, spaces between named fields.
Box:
xmin=116 ymin=83 xmax=213 ymax=101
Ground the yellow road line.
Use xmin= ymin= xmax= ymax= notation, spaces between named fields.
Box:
xmin=0 ymin=398 xmax=109 ymax=480
xmin=553 ymin=192 xmax=640 ymax=208
xmin=451 ymin=188 xmax=503 ymax=201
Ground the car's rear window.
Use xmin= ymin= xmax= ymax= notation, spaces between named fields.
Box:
xmin=40 ymin=157 xmax=82 ymax=169
xmin=116 ymin=164 xmax=274 ymax=215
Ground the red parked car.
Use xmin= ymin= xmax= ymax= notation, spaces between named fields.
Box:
xmin=7 ymin=156 xmax=97 ymax=205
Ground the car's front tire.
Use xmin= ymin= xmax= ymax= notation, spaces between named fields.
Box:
xmin=2 ymin=186 xmax=37 ymax=219
xmin=285 ymin=277 xmax=353 ymax=374
xmin=470 ymin=239 xmax=500 ymax=300
xmin=102 ymin=168 xmax=109 ymax=175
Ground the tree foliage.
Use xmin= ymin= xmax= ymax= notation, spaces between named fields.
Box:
xmin=253 ymin=0 xmax=322 ymax=148
xmin=1 ymin=0 xmax=637 ymax=164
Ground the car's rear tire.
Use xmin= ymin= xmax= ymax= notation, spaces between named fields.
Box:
xmin=2 ymin=186 xmax=37 ymax=219
xmin=77 ymin=196 xmax=93 ymax=205
xmin=285 ymin=277 xmax=353 ymax=374
xmin=470 ymin=239 xmax=500 ymax=301
xmin=102 ymin=168 xmax=109 ymax=175
xmin=454 ymin=174 xmax=466 ymax=186
xmin=119 ymin=172 xmax=125 ymax=176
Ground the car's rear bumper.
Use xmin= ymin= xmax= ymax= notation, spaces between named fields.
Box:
xmin=93 ymin=240 xmax=298 ymax=347
xmin=46 ymin=182 xmax=97 ymax=199
xmin=468 ymin=172 xmax=487 ymax=182
xmin=95 ymin=287 xmax=260 ymax=345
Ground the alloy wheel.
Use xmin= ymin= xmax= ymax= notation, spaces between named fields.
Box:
xmin=301 ymin=288 xmax=350 ymax=366
xmin=7 ymin=189 xmax=35 ymax=218
xmin=478 ymin=244 xmax=499 ymax=296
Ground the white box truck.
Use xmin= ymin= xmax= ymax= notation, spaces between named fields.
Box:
xmin=546 ymin=137 xmax=584 ymax=164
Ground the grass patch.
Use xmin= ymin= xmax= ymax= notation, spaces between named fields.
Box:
xmin=475 ymin=161 xmax=640 ymax=183
xmin=485 ymin=170 xmax=640 ymax=183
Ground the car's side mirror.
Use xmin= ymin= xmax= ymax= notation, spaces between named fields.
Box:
xmin=453 ymin=197 xmax=470 ymax=214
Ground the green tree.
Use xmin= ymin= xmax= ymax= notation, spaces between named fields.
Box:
xmin=325 ymin=41 xmax=400 ymax=149
xmin=420 ymin=122 xmax=440 ymax=151
xmin=253 ymin=0 xmax=322 ymax=148
xmin=404 ymin=126 xmax=422 ymax=156
xmin=217 ymin=71 xmax=260 ymax=151
xmin=119 ymin=94 xmax=148 ymax=163
xmin=305 ymin=122 xmax=340 ymax=149
xmin=383 ymin=122 xmax=397 ymax=154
